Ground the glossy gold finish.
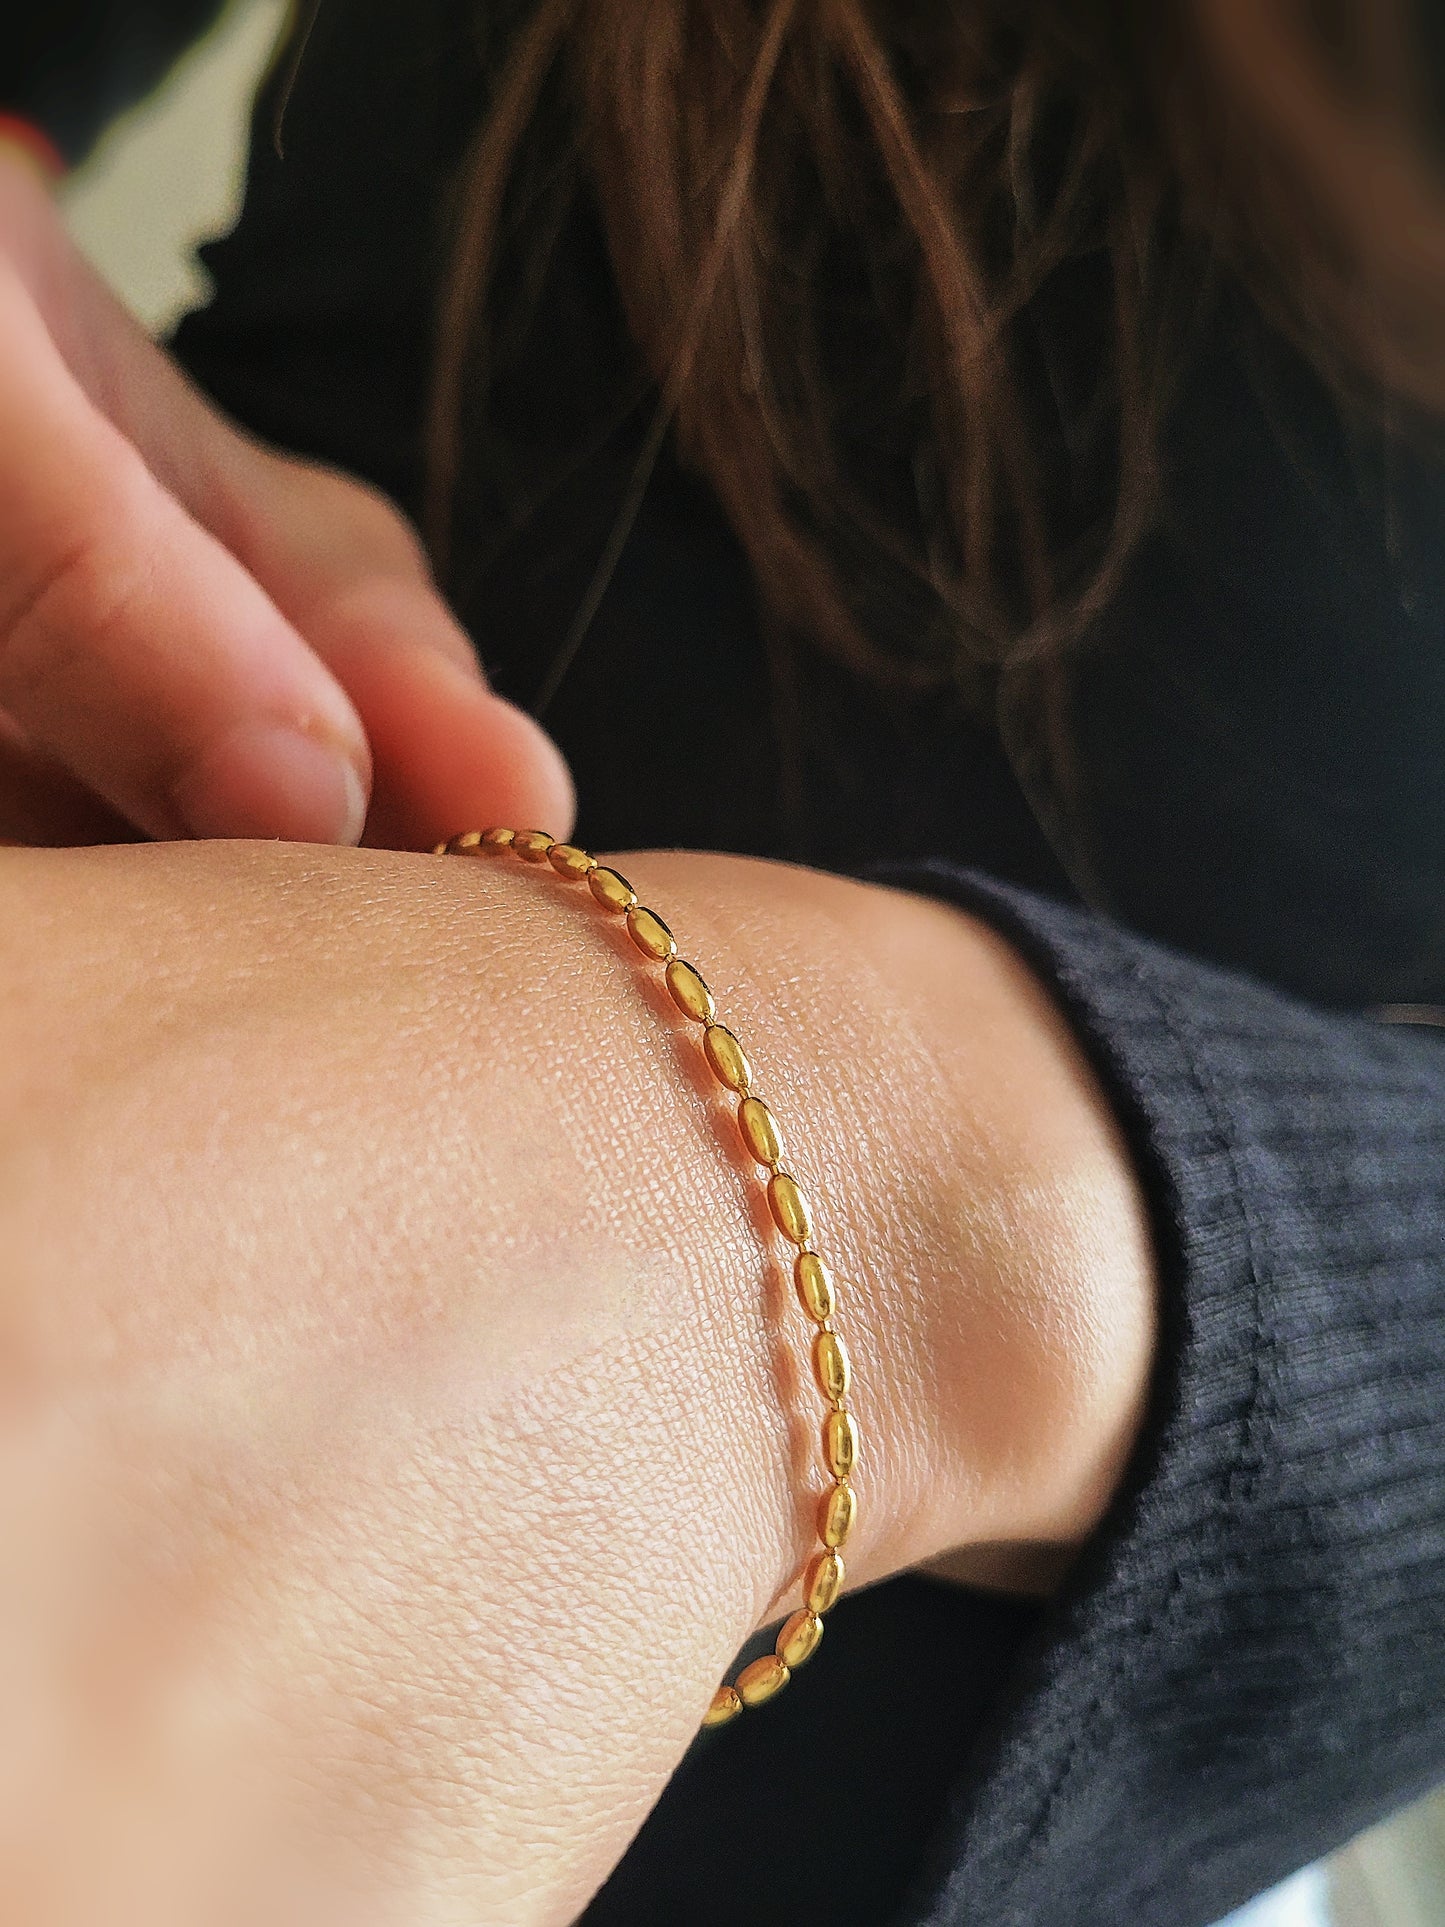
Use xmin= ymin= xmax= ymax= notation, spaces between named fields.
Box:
xmin=767 ymin=1172 xmax=812 ymax=1246
xmin=823 ymin=1408 xmax=859 ymax=1480
xmin=736 ymin=1655 xmax=791 ymax=1707
xmin=738 ymin=1096 xmax=783 ymax=1168
xmin=794 ymin=1251 xmax=835 ymax=1323
xmin=703 ymin=1024 xmax=751 ymax=1094
xmin=776 ymin=1610 xmax=825 ymax=1670
xmin=819 ymin=1481 xmax=857 ymax=1549
xmin=703 ymin=1686 xmax=743 ymax=1728
xmin=814 ymin=1330 xmax=851 ymax=1403
xmin=547 ymin=842 xmax=596 ymax=878
xmin=626 ymin=905 xmax=676 ymax=962
xmin=436 ymin=831 xmax=864 ymax=1734
xmin=588 ymin=866 xmax=637 ymax=913
xmin=513 ymin=830 xmax=555 ymax=863
xmin=805 ymin=1549 xmax=844 ymax=1616
xmin=666 ymin=959 xmax=716 ymax=1024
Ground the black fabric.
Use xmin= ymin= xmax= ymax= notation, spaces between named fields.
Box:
xmin=2 ymin=0 xmax=230 ymax=164
xmin=871 ymin=872 xmax=1445 ymax=1924
xmin=16 ymin=4 xmax=1445 ymax=1919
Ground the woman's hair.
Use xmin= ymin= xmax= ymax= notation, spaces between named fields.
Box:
xmin=430 ymin=0 xmax=1445 ymax=701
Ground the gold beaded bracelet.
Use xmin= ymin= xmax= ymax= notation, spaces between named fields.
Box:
xmin=435 ymin=826 xmax=860 ymax=1729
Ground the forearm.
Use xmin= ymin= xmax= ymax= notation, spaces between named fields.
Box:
xmin=0 ymin=837 xmax=1155 ymax=1920
xmin=1 ymin=837 xmax=1154 ymax=1591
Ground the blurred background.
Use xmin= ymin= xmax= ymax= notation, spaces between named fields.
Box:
xmin=64 ymin=0 xmax=287 ymax=333
xmin=59 ymin=5 xmax=1445 ymax=1923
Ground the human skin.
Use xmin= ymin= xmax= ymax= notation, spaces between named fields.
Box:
xmin=0 ymin=94 xmax=1153 ymax=1927
xmin=0 ymin=836 xmax=1155 ymax=1925
xmin=0 ymin=146 xmax=571 ymax=850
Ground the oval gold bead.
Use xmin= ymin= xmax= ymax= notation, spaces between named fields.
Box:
xmin=819 ymin=1480 xmax=857 ymax=1549
xmin=513 ymin=830 xmax=555 ymax=863
xmin=449 ymin=829 xmax=484 ymax=852
xmin=814 ymin=1330 xmax=851 ymax=1404
xmin=805 ymin=1549 xmax=845 ymax=1616
xmin=738 ymin=1096 xmax=784 ymax=1168
xmin=794 ymin=1251 xmax=835 ymax=1323
xmin=736 ymin=1655 xmax=791 ymax=1708
xmin=703 ymin=1024 xmax=751 ymax=1094
xmin=767 ymin=1172 xmax=813 ymax=1247
xmin=480 ymin=826 xmax=517 ymax=852
xmin=666 ymin=959 xmax=716 ymax=1024
xmin=627 ymin=905 xmax=676 ymax=962
xmin=823 ymin=1408 xmax=859 ymax=1480
xmin=547 ymin=842 xmax=595 ymax=879
xmin=776 ymin=1609 xmax=825 ymax=1670
xmin=703 ymin=1685 xmax=743 ymax=1728
xmin=588 ymin=866 xmax=637 ymax=913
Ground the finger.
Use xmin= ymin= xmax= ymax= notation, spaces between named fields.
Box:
xmin=0 ymin=264 xmax=372 ymax=844
xmin=210 ymin=480 xmax=576 ymax=850
xmin=22 ymin=210 xmax=574 ymax=849
xmin=304 ymin=588 xmax=577 ymax=852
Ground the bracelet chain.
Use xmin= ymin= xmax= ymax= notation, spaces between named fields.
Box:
xmin=437 ymin=827 xmax=861 ymax=1729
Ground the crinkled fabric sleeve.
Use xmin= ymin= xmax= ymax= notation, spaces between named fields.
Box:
xmin=584 ymin=862 xmax=1445 ymax=1927
xmin=871 ymin=861 xmax=1445 ymax=1925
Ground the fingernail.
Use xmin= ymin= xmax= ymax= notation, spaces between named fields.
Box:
xmin=172 ymin=723 xmax=370 ymax=845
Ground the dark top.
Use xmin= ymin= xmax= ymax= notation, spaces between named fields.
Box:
xmin=6 ymin=0 xmax=228 ymax=164
xmin=10 ymin=6 xmax=1445 ymax=1922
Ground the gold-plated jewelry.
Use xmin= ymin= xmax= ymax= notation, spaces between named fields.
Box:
xmin=435 ymin=827 xmax=861 ymax=1730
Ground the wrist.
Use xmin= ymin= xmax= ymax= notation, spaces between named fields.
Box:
xmin=0 ymin=837 xmax=1158 ymax=1916
xmin=9 ymin=835 xmax=1155 ymax=1627
xmin=607 ymin=849 xmax=1158 ymax=1613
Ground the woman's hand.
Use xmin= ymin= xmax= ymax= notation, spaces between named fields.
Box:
xmin=0 ymin=839 xmax=1154 ymax=1925
xmin=0 ymin=148 xmax=572 ymax=851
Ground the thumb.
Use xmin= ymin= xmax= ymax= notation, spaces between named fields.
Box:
xmin=301 ymin=574 xmax=576 ymax=854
